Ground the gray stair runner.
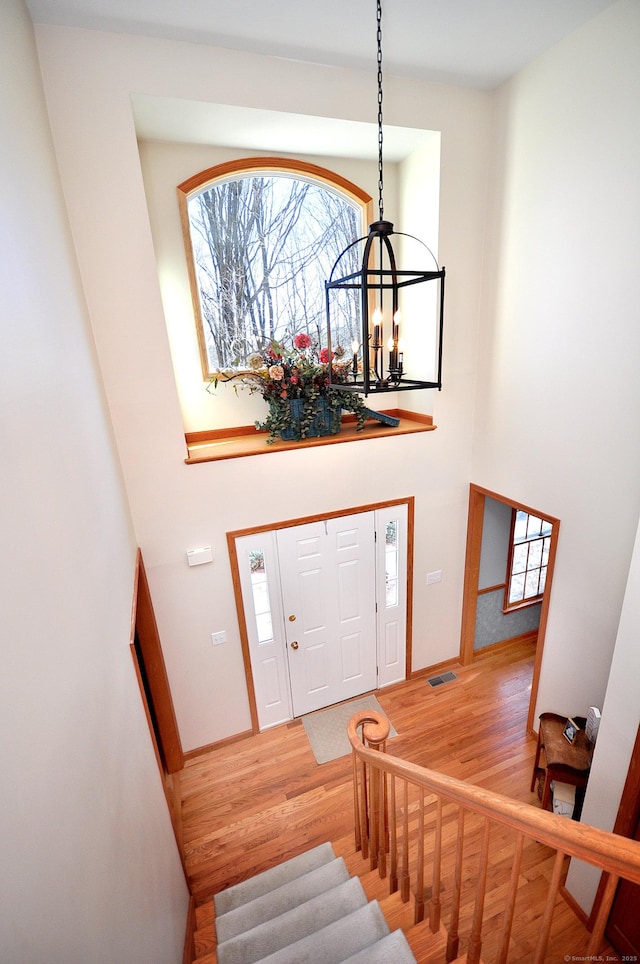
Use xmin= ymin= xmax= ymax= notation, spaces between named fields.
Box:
xmin=215 ymin=842 xmax=335 ymax=916
xmin=214 ymin=842 xmax=416 ymax=964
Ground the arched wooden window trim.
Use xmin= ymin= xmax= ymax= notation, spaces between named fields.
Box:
xmin=177 ymin=157 xmax=373 ymax=380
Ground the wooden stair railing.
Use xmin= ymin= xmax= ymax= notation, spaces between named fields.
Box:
xmin=348 ymin=710 xmax=640 ymax=964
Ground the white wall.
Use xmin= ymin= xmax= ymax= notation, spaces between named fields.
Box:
xmin=0 ymin=2 xmax=188 ymax=960
xmin=566 ymin=516 xmax=640 ymax=910
xmin=472 ymin=0 xmax=640 ymax=911
xmin=475 ymin=0 xmax=640 ymax=717
xmin=34 ymin=24 xmax=491 ymax=751
xmin=478 ymin=497 xmax=511 ymax=589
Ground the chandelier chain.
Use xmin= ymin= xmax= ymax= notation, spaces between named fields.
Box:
xmin=376 ymin=0 xmax=384 ymax=221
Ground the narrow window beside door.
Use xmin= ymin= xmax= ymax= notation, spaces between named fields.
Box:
xmin=385 ymin=520 xmax=399 ymax=608
xmin=249 ymin=550 xmax=274 ymax=644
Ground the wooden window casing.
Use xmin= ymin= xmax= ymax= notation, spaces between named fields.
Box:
xmin=504 ymin=509 xmax=553 ymax=612
xmin=177 ymin=157 xmax=373 ymax=380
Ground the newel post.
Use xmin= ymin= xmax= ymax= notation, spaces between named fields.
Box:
xmin=348 ymin=710 xmax=390 ymax=876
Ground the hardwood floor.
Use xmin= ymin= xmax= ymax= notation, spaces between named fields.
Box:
xmin=179 ymin=639 xmax=619 ymax=962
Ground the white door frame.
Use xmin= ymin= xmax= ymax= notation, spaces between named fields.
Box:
xmin=228 ymin=498 xmax=414 ymax=733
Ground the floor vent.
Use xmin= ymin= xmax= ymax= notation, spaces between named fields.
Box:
xmin=426 ymin=671 xmax=458 ymax=688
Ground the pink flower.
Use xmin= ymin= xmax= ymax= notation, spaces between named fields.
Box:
xmin=269 ymin=365 xmax=284 ymax=381
xmin=319 ymin=347 xmax=332 ymax=364
xmin=293 ymin=333 xmax=312 ymax=350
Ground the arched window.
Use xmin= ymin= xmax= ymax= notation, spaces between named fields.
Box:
xmin=178 ymin=158 xmax=371 ymax=378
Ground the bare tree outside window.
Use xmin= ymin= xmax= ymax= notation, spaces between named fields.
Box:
xmin=180 ymin=162 xmax=367 ymax=376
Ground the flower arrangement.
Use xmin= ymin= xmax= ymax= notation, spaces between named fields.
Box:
xmin=210 ymin=333 xmax=370 ymax=442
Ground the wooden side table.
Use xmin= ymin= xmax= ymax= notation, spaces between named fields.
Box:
xmin=531 ymin=712 xmax=594 ymax=812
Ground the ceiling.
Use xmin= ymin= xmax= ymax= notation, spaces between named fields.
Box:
xmin=26 ymin=0 xmax=616 ymax=91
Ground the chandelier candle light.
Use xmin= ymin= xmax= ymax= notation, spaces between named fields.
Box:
xmin=325 ymin=0 xmax=445 ymax=397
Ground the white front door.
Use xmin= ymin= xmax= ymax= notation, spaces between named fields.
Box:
xmin=276 ymin=513 xmax=377 ymax=717
xmin=233 ymin=503 xmax=409 ymax=731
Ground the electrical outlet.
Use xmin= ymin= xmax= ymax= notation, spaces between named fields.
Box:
xmin=211 ymin=631 xmax=226 ymax=646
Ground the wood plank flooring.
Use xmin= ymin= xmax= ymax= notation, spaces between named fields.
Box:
xmin=179 ymin=639 xmax=620 ymax=962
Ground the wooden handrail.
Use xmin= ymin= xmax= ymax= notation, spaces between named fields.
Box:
xmin=348 ymin=714 xmax=640 ymax=883
xmin=348 ymin=711 xmax=640 ymax=961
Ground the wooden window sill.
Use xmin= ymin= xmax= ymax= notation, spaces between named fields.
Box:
xmin=184 ymin=409 xmax=435 ymax=463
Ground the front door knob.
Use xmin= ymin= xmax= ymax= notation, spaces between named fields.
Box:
xmin=290 ymin=640 xmax=299 ymax=650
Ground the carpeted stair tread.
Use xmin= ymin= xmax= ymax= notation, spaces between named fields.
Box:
xmin=342 ymin=927 xmax=416 ymax=962
xmin=216 ymin=856 xmax=350 ymax=943
xmin=214 ymin=842 xmax=335 ymax=917
xmin=251 ymin=899 xmax=391 ymax=964
xmin=216 ymin=876 xmax=367 ymax=964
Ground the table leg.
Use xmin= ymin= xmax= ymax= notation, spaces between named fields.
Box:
xmin=531 ymin=732 xmax=543 ymax=792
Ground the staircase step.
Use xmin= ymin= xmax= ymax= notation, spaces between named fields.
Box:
xmin=193 ymin=922 xmax=215 ymax=961
xmin=343 ymin=928 xmax=416 ymax=962
xmin=216 ymin=856 xmax=350 ymax=942
xmin=214 ymin=842 xmax=336 ymax=917
xmin=404 ymin=920 xmax=451 ymax=963
xmin=193 ymin=953 xmax=217 ymax=964
xmin=252 ymin=899 xmax=390 ymax=964
xmin=195 ymin=900 xmax=214 ymax=931
xmin=216 ymin=876 xmax=367 ymax=964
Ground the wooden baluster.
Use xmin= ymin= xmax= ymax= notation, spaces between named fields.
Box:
xmin=414 ymin=787 xmax=426 ymax=924
xmin=400 ymin=779 xmax=411 ymax=902
xmin=389 ymin=773 xmax=398 ymax=893
xmin=362 ymin=718 xmax=388 ymax=872
xmin=446 ymin=807 xmax=465 ymax=962
xmin=467 ymin=816 xmax=491 ymax=964
xmin=370 ymin=724 xmax=389 ymax=876
xmin=369 ymin=754 xmax=379 ymax=871
xmin=378 ymin=758 xmax=387 ymax=879
xmin=368 ymin=727 xmax=381 ymax=873
xmin=532 ymin=849 xmax=565 ymax=964
xmin=430 ymin=796 xmax=443 ymax=932
xmin=352 ymin=748 xmax=362 ymax=853
xmin=587 ymin=871 xmax=619 ymax=957
xmin=359 ymin=756 xmax=369 ymax=861
xmin=496 ymin=831 xmax=524 ymax=964
xmin=358 ymin=720 xmax=373 ymax=864
xmin=382 ymin=739 xmax=390 ymax=855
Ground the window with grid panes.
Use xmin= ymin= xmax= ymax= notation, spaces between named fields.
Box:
xmin=504 ymin=510 xmax=553 ymax=610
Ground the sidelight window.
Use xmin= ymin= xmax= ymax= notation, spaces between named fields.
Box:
xmin=385 ymin=521 xmax=399 ymax=608
xmin=249 ymin=549 xmax=274 ymax=644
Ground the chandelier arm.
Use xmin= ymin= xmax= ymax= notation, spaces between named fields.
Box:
xmin=380 ymin=232 xmax=399 ymax=316
xmin=360 ymin=229 xmax=378 ymax=395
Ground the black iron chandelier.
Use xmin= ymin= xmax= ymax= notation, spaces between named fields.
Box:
xmin=326 ymin=0 xmax=445 ymax=396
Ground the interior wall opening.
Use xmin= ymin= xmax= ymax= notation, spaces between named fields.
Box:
xmin=460 ymin=484 xmax=561 ymax=735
